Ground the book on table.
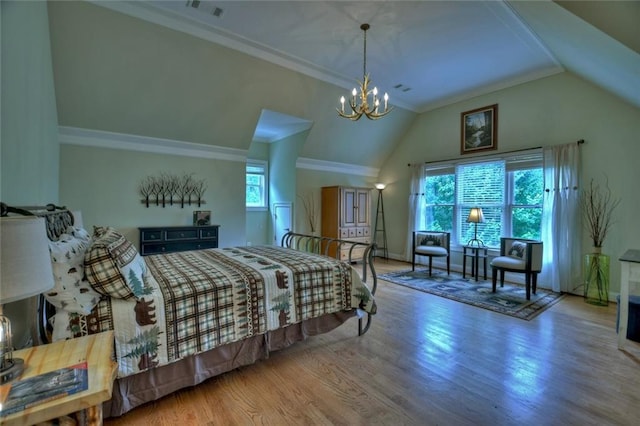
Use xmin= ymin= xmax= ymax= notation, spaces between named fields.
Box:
xmin=0 ymin=361 xmax=88 ymax=417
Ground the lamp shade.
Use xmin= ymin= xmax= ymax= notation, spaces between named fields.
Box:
xmin=467 ymin=207 xmax=485 ymax=224
xmin=375 ymin=183 xmax=386 ymax=190
xmin=0 ymin=217 xmax=54 ymax=304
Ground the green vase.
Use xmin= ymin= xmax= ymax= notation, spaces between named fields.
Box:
xmin=584 ymin=250 xmax=610 ymax=306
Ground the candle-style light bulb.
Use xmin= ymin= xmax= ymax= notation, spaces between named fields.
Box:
xmin=340 ymin=96 xmax=345 ymax=113
xmin=384 ymin=93 xmax=389 ymax=110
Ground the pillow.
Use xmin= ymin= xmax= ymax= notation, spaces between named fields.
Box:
xmin=47 ymin=226 xmax=102 ymax=315
xmin=418 ymin=232 xmax=444 ymax=247
xmin=84 ymin=227 xmax=148 ymax=299
xmin=508 ymin=240 xmax=528 ymax=259
xmin=50 ymin=310 xmax=84 ymax=342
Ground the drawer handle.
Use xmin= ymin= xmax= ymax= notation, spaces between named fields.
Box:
xmin=161 ymin=247 xmax=166 ymax=251
xmin=180 ymin=233 xmax=185 ymax=237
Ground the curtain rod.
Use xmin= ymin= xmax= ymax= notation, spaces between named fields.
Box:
xmin=408 ymin=139 xmax=584 ymax=167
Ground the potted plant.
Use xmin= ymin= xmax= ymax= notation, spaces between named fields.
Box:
xmin=580 ymin=178 xmax=621 ymax=305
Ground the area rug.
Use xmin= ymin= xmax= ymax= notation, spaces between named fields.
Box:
xmin=379 ymin=269 xmax=564 ymax=320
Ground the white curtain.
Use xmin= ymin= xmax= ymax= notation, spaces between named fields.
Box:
xmin=406 ymin=163 xmax=426 ymax=261
xmin=540 ymin=143 xmax=581 ymax=293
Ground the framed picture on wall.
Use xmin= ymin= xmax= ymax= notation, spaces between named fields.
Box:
xmin=461 ymin=104 xmax=498 ymax=155
xmin=193 ymin=210 xmax=211 ymax=226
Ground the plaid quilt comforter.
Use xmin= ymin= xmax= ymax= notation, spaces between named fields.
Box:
xmin=92 ymin=246 xmax=376 ymax=378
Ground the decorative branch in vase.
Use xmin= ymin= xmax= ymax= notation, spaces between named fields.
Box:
xmin=580 ymin=178 xmax=621 ymax=306
xmin=298 ymin=192 xmax=319 ymax=235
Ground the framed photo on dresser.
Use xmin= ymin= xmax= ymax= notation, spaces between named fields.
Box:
xmin=193 ymin=210 xmax=211 ymax=226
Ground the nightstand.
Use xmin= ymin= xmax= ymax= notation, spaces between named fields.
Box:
xmin=1 ymin=331 xmax=117 ymax=426
xmin=463 ymin=245 xmax=488 ymax=281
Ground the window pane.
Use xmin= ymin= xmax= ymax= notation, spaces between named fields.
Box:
xmin=426 ymin=206 xmax=453 ymax=232
xmin=456 ymin=161 xmax=504 ymax=205
xmin=514 ymin=169 xmax=543 ymax=206
xmin=246 ymin=161 xmax=267 ymax=208
xmin=426 ymin=174 xmax=455 ymax=204
xmin=461 ymin=206 xmax=502 ymax=247
xmin=512 ymin=207 xmax=542 ymax=240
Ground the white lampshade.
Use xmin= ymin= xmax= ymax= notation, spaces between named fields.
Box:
xmin=0 ymin=216 xmax=54 ymax=304
xmin=467 ymin=207 xmax=485 ymax=224
xmin=375 ymin=183 xmax=386 ymax=190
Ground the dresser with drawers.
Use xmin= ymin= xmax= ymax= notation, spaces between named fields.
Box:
xmin=138 ymin=225 xmax=219 ymax=256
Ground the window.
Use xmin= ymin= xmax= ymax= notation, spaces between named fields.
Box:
xmin=246 ymin=160 xmax=268 ymax=210
xmin=422 ymin=151 xmax=542 ymax=248
xmin=425 ymin=166 xmax=455 ymax=232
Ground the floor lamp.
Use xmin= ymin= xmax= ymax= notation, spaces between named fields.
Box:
xmin=467 ymin=207 xmax=485 ymax=247
xmin=373 ymin=183 xmax=388 ymax=259
xmin=1 ymin=216 xmax=54 ymax=384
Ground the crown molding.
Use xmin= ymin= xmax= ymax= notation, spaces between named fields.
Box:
xmin=58 ymin=126 xmax=247 ymax=162
xmin=58 ymin=127 xmax=376 ymax=177
xmin=296 ymin=157 xmax=379 ymax=178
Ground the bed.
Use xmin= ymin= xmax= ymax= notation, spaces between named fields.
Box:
xmin=1 ymin=203 xmax=377 ymax=417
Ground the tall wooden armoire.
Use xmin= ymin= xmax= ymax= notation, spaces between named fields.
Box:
xmin=321 ymin=186 xmax=371 ymax=261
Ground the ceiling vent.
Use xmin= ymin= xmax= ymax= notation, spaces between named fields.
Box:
xmin=186 ymin=1 xmax=224 ymax=18
xmin=394 ymin=84 xmax=412 ymax=92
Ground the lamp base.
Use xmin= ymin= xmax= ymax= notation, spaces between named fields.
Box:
xmin=0 ymin=357 xmax=25 ymax=384
xmin=467 ymin=238 xmax=484 ymax=247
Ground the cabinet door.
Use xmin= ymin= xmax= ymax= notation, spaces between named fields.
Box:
xmin=341 ymin=188 xmax=357 ymax=227
xmin=355 ymin=189 xmax=369 ymax=227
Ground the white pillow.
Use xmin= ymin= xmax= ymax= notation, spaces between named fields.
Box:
xmin=47 ymin=226 xmax=101 ymax=315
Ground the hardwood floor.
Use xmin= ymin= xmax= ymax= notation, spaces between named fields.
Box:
xmin=105 ymin=259 xmax=640 ymax=425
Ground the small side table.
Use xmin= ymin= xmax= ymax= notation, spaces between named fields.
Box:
xmin=1 ymin=331 xmax=117 ymax=426
xmin=619 ymin=250 xmax=640 ymax=350
xmin=463 ymin=245 xmax=488 ymax=281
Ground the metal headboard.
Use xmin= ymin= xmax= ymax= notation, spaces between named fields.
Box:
xmin=0 ymin=202 xmax=75 ymax=241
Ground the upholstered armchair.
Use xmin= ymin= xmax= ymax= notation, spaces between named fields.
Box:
xmin=412 ymin=231 xmax=450 ymax=276
xmin=490 ymin=237 xmax=543 ymax=300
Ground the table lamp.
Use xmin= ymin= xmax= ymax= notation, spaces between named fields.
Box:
xmin=1 ymin=216 xmax=54 ymax=384
xmin=467 ymin=207 xmax=485 ymax=247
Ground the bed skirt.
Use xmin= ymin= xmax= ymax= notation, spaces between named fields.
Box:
xmin=105 ymin=310 xmax=356 ymax=417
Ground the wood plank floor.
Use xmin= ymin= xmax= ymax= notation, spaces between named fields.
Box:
xmin=105 ymin=259 xmax=640 ymax=425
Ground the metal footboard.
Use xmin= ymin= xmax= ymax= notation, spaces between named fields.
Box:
xmin=281 ymin=232 xmax=377 ymax=336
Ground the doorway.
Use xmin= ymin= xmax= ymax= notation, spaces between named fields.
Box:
xmin=273 ymin=202 xmax=293 ymax=246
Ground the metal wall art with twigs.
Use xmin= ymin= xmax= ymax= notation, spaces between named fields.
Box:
xmin=139 ymin=173 xmax=207 ymax=208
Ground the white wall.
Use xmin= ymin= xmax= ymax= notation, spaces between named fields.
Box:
xmin=1 ymin=1 xmax=59 ymax=204
xmin=1 ymin=1 xmax=59 ymax=348
xmin=59 ymin=144 xmax=247 ymax=248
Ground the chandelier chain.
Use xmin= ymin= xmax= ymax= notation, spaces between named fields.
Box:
xmin=363 ymin=26 xmax=367 ymax=78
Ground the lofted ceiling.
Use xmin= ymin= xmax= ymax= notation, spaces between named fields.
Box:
xmin=93 ymin=0 xmax=640 ymax=143
xmin=57 ymin=0 xmax=640 ymax=161
xmin=94 ymin=1 xmax=640 ymax=112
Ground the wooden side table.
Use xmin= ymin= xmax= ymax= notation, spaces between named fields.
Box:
xmin=1 ymin=331 xmax=117 ymax=426
xmin=619 ymin=250 xmax=640 ymax=350
xmin=463 ymin=245 xmax=488 ymax=281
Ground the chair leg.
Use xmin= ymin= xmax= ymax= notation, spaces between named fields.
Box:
xmin=525 ymin=273 xmax=531 ymax=300
xmin=500 ymin=270 xmax=505 ymax=287
xmin=532 ymin=273 xmax=538 ymax=295
xmin=428 ymin=256 xmax=433 ymax=276
xmin=412 ymin=254 xmax=415 ymax=271
xmin=492 ymin=267 xmax=498 ymax=292
xmin=446 ymin=256 xmax=450 ymax=275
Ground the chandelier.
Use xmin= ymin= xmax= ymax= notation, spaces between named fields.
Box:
xmin=337 ymin=23 xmax=392 ymax=121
